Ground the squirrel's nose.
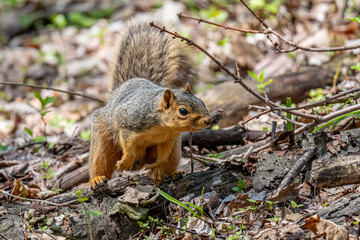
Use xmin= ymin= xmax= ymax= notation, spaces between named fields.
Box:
xmin=204 ymin=117 xmax=212 ymax=125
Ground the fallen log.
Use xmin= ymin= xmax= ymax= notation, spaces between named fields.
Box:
xmin=311 ymin=154 xmax=360 ymax=188
xmin=181 ymin=125 xmax=267 ymax=148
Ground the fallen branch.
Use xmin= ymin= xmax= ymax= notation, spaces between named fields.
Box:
xmin=0 ymin=81 xmax=105 ymax=103
xmin=178 ymin=11 xmax=360 ymax=52
xmin=274 ymin=146 xmax=317 ymax=196
xmin=181 ymin=126 xmax=267 ymax=147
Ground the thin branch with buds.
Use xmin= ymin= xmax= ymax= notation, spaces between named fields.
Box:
xmin=178 ymin=8 xmax=360 ymax=53
xmin=150 ymin=22 xmax=360 ymax=154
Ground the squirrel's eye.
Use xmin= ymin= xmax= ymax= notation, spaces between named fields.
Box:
xmin=179 ymin=108 xmax=189 ymax=116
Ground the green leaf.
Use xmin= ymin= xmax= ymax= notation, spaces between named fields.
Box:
xmin=232 ymin=187 xmax=240 ymax=192
xmin=54 ymin=52 xmax=65 ymax=66
xmin=247 ymin=199 xmax=258 ymax=203
xmin=249 ymin=0 xmax=266 ymax=10
xmin=86 ymin=210 xmax=104 ymax=216
xmin=77 ymin=197 xmax=88 ymax=202
xmin=259 ymin=71 xmax=265 ymax=82
xmin=286 ymin=97 xmax=293 ymax=131
xmin=350 ymin=63 xmax=360 ymax=71
xmin=80 ymin=130 xmax=91 ymax=140
xmin=51 ymin=14 xmax=67 ymax=29
xmin=247 ymin=70 xmax=258 ymax=81
xmin=41 ymin=110 xmax=52 ymax=117
xmin=34 ymin=91 xmax=43 ymax=103
xmin=237 ymin=178 xmax=246 ymax=191
xmin=0 ymin=145 xmax=7 ymax=152
xmin=212 ymin=124 xmax=220 ymax=130
xmin=33 ymin=135 xmax=46 ymax=142
xmin=158 ymin=189 xmax=201 ymax=219
xmin=68 ymin=12 xmax=97 ymax=28
xmin=207 ymin=153 xmax=223 ymax=159
xmin=347 ymin=16 xmax=360 ymax=23
xmin=75 ymin=190 xmax=83 ymax=198
xmin=218 ymin=36 xmax=230 ymax=46
xmin=186 ymin=202 xmax=203 ymax=216
xmin=24 ymin=127 xmax=33 ymax=137
xmin=43 ymin=96 xmax=56 ymax=106
xmin=263 ymin=79 xmax=273 ymax=86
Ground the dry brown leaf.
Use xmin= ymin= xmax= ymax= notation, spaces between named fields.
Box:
xmin=279 ymin=224 xmax=305 ymax=239
xmin=118 ymin=186 xmax=153 ymax=205
xmin=186 ymin=216 xmax=212 ymax=237
xmin=285 ymin=213 xmax=303 ymax=222
xmin=12 ymin=179 xmax=41 ymax=199
xmin=268 ymin=183 xmax=300 ymax=202
xmin=0 ymin=162 xmax=28 ymax=180
xmin=304 ymin=214 xmax=349 ymax=240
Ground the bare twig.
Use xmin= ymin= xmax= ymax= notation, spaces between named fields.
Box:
xmin=243 ymin=146 xmax=253 ymax=160
xmin=269 ymin=112 xmax=306 ymax=127
xmin=0 ymin=81 xmax=105 ymax=103
xmin=0 ymin=233 xmax=9 ymax=240
xmin=237 ymin=0 xmax=360 ymax=52
xmin=179 ymin=8 xmax=360 ymax=53
xmin=189 ymin=132 xmax=194 ymax=173
xmin=178 ymin=12 xmax=268 ymax=34
xmin=235 ymin=62 xmax=242 ymax=79
xmin=242 ymin=109 xmax=271 ymax=124
xmin=0 ymin=189 xmax=77 ymax=206
xmin=274 ymin=146 xmax=317 ymax=195
xmin=0 ymin=141 xmax=46 ymax=157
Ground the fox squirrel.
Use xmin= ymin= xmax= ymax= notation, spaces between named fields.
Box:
xmin=88 ymin=19 xmax=212 ymax=189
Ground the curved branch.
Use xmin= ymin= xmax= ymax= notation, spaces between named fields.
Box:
xmin=0 ymin=81 xmax=105 ymax=103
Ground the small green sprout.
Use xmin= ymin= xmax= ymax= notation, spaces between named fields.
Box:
xmin=247 ymin=70 xmax=273 ymax=92
xmin=232 ymin=178 xmax=246 ymax=192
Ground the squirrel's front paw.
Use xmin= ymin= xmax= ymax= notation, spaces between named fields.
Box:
xmin=89 ymin=176 xmax=108 ymax=190
xmin=116 ymin=160 xmax=134 ymax=170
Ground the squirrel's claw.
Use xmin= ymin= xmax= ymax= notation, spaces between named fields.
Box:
xmin=89 ymin=176 xmax=108 ymax=190
xmin=151 ymin=168 xmax=164 ymax=185
xmin=168 ymin=171 xmax=184 ymax=181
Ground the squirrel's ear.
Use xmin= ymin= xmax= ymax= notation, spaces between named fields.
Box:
xmin=183 ymin=83 xmax=193 ymax=94
xmin=162 ymin=89 xmax=175 ymax=109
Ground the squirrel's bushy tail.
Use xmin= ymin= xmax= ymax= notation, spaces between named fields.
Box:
xmin=108 ymin=19 xmax=196 ymax=94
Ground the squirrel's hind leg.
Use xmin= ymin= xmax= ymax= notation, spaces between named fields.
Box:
xmin=89 ymin=116 xmax=121 ymax=189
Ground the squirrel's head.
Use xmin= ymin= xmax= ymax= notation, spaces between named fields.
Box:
xmin=160 ymin=83 xmax=212 ymax=132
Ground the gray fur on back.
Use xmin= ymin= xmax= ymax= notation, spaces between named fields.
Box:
xmin=102 ymin=78 xmax=164 ymax=131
